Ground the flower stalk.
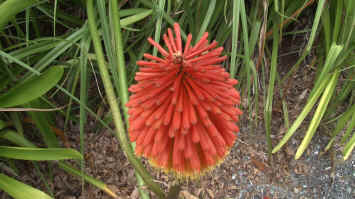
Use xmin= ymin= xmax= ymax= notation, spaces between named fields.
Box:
xmin=86 ymin=0 xmax=164 ymax=198
xmin=110 ymin=1 xmax=149 ymax=198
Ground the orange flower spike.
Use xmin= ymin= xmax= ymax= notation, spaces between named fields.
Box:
xmin=127 ymin=23 xmax=242 ymax=178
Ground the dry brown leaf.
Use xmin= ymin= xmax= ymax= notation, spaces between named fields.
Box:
xmin=251 ymin=156 xmax=269 ymax=173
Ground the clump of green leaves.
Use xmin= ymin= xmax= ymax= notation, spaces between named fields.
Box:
xmin=271 ymin=0 xmax=355 ymax=160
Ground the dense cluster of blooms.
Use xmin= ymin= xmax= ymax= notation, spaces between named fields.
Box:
xmin=126 ymin=23 xmax=242 ymax=177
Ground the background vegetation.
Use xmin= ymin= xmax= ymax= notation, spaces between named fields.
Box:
xmin=0 ymin=0 xmax=354 ymax=198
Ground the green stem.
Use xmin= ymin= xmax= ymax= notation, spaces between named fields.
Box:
xmin=86 ymin=0 xmax=165 ymax=198
xmin=111 ymin=0 xmax=129 ymax=116
xmin=110 ymin=1 xmax=150 ymax=199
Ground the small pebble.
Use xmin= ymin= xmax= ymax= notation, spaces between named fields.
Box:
xmin=294 ymin=187 xmax=300 ymax=193
xmin=232 ymin=174 xmax=236 ymax=180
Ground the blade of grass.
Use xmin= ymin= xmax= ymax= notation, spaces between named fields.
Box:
xmin=324 ymin=103 xmax=355 ymax=152
xmin=0 ymin=130 xmax=118 ymax=198
xmin=340 ymin=107 xmax=355 ymax=144
xmin=282 ymin=97 xmax=290 ymax=129
xmin=0 ymin=146 xmax=82 ymax=161
xmin=249 ymin=19 xmax=261 ymax=125
xmin=264 ymin=21 xmax=279 ymax=154
xmin=28 ymin=25 xmax=87 ymax=77
xmin=208 ymin=0 xmax=226 ymax=31
xmin=0 ymin=173 xmax=52 ymax=199
xmin=25 ymin=7 xmax=30 ymax=63
xmin=53 ymin=0 xmax=57 ymax=36
xmin=8 ymin=39 xmax=62 ymax=60
xmin=152 ymin=0 xmax=165 ymax=56
xmin=295 ymin=71 xmax=339 ymax=159
xmin=0 ymin=0 xmax=39 ymax=31
xmin=120 ymin=9 xmax=153 ymax=27
xmin=97 ymin=0 xmax=120 ymax=102
xmin=309 ymin=44 xmax=343 ymax=98
xmin=120 ymin=8 xmax=150 ymax=17
xmin=0 ymin=66 xmax=63 ymax=108
xmin=273 ymin=42 xmax=343 ymax=154
xmin=79 ymin=28 xmax=91 ymax=194
xmin=320 ymin=3 xmax=331 ymax=53
xmin=332 ymin=0 xmax=343 ymax=43
xmin=0 ymin=50 xmax=40 ymax=75
xmin=341 ymin=0 xmax=355 ymax=49
xmin=240 ymin=0 xmax=256 ymax=127
xmin=62 ymin=68 xmax=79 ymax=120
xmin=343 ymin=132 xmax=355 ymax=160
xmin=230 ymin=0 xmax=241 ymax=78
xmin=272 ymin=74 xmax=330 ymax=153
xmin=326 ymin=77 xmax=355 ymax=117
xmin=196 ymin=0 xmax=216 ymax=42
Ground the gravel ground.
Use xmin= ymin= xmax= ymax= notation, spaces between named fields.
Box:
xmin=166 ymin=120 xmax=355 ymax=199
xmin=231 ymin=125 xmax=355 ymax=199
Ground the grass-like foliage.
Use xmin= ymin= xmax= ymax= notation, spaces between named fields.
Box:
xmin=0 ymin=0 xmax=354 ymax=198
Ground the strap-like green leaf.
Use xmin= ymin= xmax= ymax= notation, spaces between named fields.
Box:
xmin=295 ymin=71 xmax=340 ymax=159
xmin=120 ymin=9 xmax=153 ymax=27
xmin=0 ymin=173 xmax=52 ymax=199
xmin=0 ymin=130 xmax=118 ymax=198
xmin=272 ymin=75 xmax=330 ymax=153
xmin=0 ymin=0 xmax=39 ymax=31
xmin=343 ymin=133 xmax=355 ymax=160
xmin=0 ymin=146 xmax=82 ymax=161
xmin=0 ymin=67 xmax=64 ymax=108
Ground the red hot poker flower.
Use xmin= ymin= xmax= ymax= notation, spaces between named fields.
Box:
xmin=127 ymin=23 xmax=242 ymax=177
